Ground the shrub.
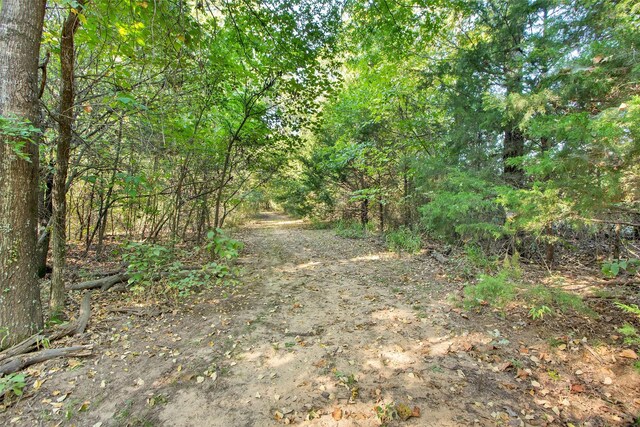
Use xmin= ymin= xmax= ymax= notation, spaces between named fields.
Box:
xmin=385 ymin=227 xmax=422 ymax=254
xmin=334 ymin=219 xmax=372 ymax=239
xmin=464 ymin=271 xmax=516 ymax=309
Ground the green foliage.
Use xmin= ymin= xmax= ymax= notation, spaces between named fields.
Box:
xmin=385 ymin=227 xmax=421 ymax=254
xmin=204 ymin=229 xmax=243 ymax=261
xmin=0 ymin=373 xmax=27 ymax=399
xmin=464 ymin=244 xmax=498 ymax=272
xmin=334 ymin=219 xmax=372 ymax=239
xmin=418 ymin=168 xmax=507 ymax=242
xmin=464 ymin=271 xmax=516 ymax=309
xmin=529 ymin=305 xmax=552 ymax=320
xmin=615 ymin=302 xmax=640 ymax=319
xmin=123 ymin=238 xmax=240 ymax=297
xmin=524 ymin=285 xmax=591 ymax=319
xmin=464 ymin=256 xmax=590 ymax=318
xmin=0 ymin=115 xmax=40 ymax=162
xmin=603 ymin=259 xmax=640 ymax=278
xmin=617 ymin=324 xmax=640 ymax=346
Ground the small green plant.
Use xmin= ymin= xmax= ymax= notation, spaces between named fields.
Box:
xmin=529 ymin=305 xmax=552 ymax=320
xmin=203 ymin=228 xmax=243 ymax=261
xmin=0 ymin=114 xmax=41 ymax=162
xmin=547 ymin=369 xmax=560 ymax=380
xmin=464 ymin=271 xmax=516 ymax=309
xmin=633 ymin=361 xmax=640 ymax=374
xmin=385 ymin=227 xmax=422 ymax=254
xmin=464 ymin=244 xmax=497 ymax=272
xmin=123 ymin=240 xmax=239 ymax=297
xmin=0 ymin=373 xmax=27 ymax=400
xmin=602 ymin=259 xmax=640 ymax=278
xmin=374 ymin=402 xmax=398 ymax=424
xmin=618 ymin=324 xmax=640 ymax=345
xmin=524 ymin=285 xmax=592 ymax=318
xmin=615 ymin=302 xmax=640 ymax=318
xmin=308 ymin=217 xmax=331 ymax=229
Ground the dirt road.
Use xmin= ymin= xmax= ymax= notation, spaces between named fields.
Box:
xmin=3 ymin=213 xmax=604 ymax=426
xmin=152 ymin=213 xmax=535 ymax=426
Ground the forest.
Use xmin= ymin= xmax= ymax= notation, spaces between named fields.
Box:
xmin=0 ymin=0 xmax=639 ymax=425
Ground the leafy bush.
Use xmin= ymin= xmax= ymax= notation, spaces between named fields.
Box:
xmin=334 ymin=219 xmax=372 ymax=239
xmin=203 ymin=228 xmax=243 ymax=261
xmin=123 ymin=234 xmax=242 ymax=297
xmin=464 ymin=244 xmax=498 ymax=272
xmin=602 ymin=259 xmax=640 ymax=278
xmin=385 ymin=227 xmax=422 ymax=254
xmin=464 ymin=254 xmax=591 ymax=319
xmin=617 ymin=324 xmax=640 ymax=346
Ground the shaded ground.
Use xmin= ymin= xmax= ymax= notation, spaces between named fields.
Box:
xmin=1 ymin=213 xmax=639 ymax=426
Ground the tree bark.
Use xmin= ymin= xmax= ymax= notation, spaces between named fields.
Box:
xmin=51 ymin=1 xmax=86 ymax=315
xmin=0 ymin=0 xmax=47 ymax=350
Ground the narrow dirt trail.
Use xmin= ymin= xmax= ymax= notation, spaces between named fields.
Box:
xmin=154 ymin=213 xmax=532 ymax=426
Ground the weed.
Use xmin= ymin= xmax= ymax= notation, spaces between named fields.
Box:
xmin=510 ymin=358 xmax=523 ymax=369
xmin=547 ymin=370 xmax=560 ymax=380
xmin=385 ymin=227 xmax=422 ymax=254
xmin=615 ymin=302 xmax=640 ymax=318
xmin=634 ymin=361 xmax=640 ymax=374
xmin=464 ymin=244 xmax=497 ymax=272
xmin=529 ymin=305 xmax=552 ymax=320
xmin=308 ymin=218 xmax=332 ymax=229
xmin=0 ymin=373 xmax=27 ymax=400
xmin=464 ymin=271 xmax=516 ymax=309
xmin=334 ymin=219 xmax=372 ymax=239
xmin=374 ymin=402 xmax=398 ymax=424
xmin=602 ymin=259 xmax=640 ymax=278
xmin=618 ymin=324 xmax=640 ymax=345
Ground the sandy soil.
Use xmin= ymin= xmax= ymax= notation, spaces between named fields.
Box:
xmin=1 ymin=213 xmax=638 ymax=426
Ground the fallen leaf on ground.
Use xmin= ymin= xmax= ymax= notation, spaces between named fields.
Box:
xmin=332 ymin=408 xmax=342 ymax=421
xmin=570 ymin=384 xmax=585 ymax=393
xmin=619 ymin=349 xmax=638 ymax=359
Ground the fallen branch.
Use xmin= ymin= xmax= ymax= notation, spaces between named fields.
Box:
xmin=68 ymin=273 xmax=129 ymax=291
xmin=600 ymin=278 xmax=640 ymax=287
xmin=0 ymin=291 xmax=93 ymax=361
xmin=0 ymin=345 xmax=93 ymax=376
xmin=67 ymin=265 xmax=205 ymax=291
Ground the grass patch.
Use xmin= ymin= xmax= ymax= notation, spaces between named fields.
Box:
xmin=385 ymin=227 xmax=422 ymax=254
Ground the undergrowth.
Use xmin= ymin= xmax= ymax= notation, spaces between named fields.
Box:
xmin=334 ymin=219 xmax=373 ymax=239
xmin=122 ymin=229 xmax=242 ymax=297
xmin=463 ymin=252 xmax=592 ymax=319
xmin=385 ymin=227 xmax=422 ymax=254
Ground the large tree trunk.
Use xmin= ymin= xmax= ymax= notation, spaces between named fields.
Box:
xmin=0 ymin=0 xmax=47 ymax=349
xmin=51 ymin=1 xmax=86 ymax=315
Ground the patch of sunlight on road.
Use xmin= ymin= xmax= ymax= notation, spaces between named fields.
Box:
xmin=265 ymin=351 xmax=296 ymax=368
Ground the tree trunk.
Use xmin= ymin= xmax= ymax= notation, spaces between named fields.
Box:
xmin=360 ymin=198 xmax=369 ymax=226
xmin=51 ymin=1 xmax=86 ymax=315
xmin=503 ymin=127 xmax=524 ymax=185
xmin=0 ymin=0 xmax=47 ymax=349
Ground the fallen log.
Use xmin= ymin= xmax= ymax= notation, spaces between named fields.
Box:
xmin=0 ymin=345 xmax=93 ymax=376
xmin=0 ymin=291 xmax=93 ymax=361
xmin=68 ymin=273 xmax=129 ymax=291
xmin=67 ymin=265 xmax=206 ymax=291
xmin=0 ymin=334 xmax=47 ymax=364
